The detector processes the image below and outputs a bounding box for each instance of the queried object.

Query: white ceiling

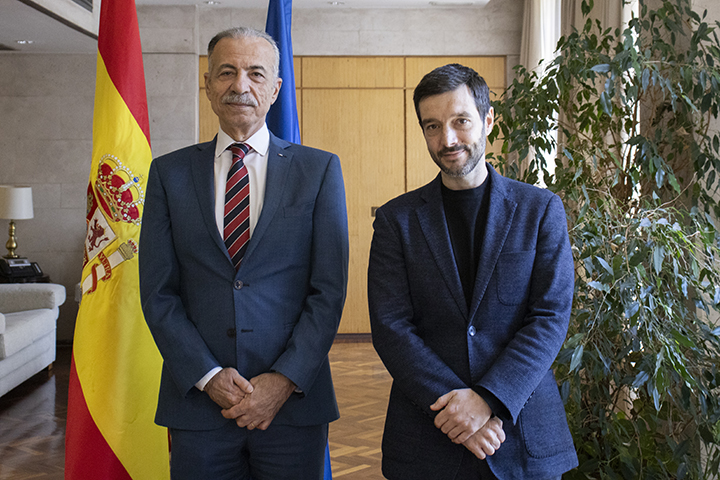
[0,0,487,55]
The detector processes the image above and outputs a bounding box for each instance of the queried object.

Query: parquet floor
[328,342,391,479]
[0,342,392,480]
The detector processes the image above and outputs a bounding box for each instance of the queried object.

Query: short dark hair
[207,27,280,78]
[413,63,490,125]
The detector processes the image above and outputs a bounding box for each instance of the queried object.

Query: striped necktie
[224,143,250,270]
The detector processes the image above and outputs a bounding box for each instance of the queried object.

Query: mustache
[439,145,469,155]
[222,92,257,107]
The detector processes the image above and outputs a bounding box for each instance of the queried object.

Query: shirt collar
[215,124,270,158]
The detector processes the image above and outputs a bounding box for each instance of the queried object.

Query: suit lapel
[190,137,231,261]
[240,134,292,265]
[417,176,468,318]
[468,166,517,321]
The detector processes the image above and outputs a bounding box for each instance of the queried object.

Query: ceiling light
[16,40,34,45]
[328,1,345,5]
[204,1,221,4]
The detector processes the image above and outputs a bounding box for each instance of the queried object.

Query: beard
[429,130,487,178]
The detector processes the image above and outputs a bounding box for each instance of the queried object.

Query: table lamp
[0,185,34,259]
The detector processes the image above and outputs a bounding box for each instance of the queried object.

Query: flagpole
[265,1,332,478]
[65,0,169,478]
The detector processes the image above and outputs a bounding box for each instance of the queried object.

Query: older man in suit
[139,27,348,480]
[368,64,578,479]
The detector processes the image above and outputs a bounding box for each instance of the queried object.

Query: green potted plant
[490,0,720,477]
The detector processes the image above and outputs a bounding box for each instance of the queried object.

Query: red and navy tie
[224,143,250,270]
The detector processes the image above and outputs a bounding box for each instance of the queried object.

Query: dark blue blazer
[139,133,349,430]
[368,166,578,479]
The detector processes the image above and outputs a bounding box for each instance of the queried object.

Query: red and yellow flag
[65,0,169,478]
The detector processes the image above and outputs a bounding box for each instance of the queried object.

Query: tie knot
[229,143,250,159]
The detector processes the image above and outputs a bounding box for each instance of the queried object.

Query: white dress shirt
[196,124,271,391]
[213,125,270,238]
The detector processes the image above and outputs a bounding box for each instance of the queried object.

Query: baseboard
[59,334,373,348]
[334,333,372,343]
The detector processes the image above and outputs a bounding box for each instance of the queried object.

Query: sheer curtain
[561,0,636,38]
[517,0,562,183]
[517,0,637,183]
[520,0,562,76]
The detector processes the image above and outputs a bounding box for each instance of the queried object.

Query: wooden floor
[0,342,391,480]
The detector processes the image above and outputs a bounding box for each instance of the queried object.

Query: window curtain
[516,0,637,182]
[561,0,635,37]
[520,0,562,76]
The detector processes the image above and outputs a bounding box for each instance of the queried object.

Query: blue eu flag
[265,7,332,480]
[265,0,301,144]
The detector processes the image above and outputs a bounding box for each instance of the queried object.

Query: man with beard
[368,64,578,479]
[139,27,348,479]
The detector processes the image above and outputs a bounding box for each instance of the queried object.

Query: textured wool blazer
[368,165,578,479]
[139,133,349,431]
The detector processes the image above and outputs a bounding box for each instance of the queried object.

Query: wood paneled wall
[199,56,506,334]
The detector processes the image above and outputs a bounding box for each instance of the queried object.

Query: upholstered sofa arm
[0,284,67,314]
[0,312,5,335]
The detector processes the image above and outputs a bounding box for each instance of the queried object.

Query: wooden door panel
[302,88,405,334]
[199,55,507,334]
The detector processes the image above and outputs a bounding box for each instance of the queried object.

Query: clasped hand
[430,388,506,459]
[204,368,296,431]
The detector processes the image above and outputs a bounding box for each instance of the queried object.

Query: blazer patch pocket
[519,374,574,458]
[283,201,314,217]
[496,250,535,305]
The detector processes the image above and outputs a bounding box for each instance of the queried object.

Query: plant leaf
[591,63,611,73]
[624,301,640,319]
[600,91,612,116]
[588,280,610,292]
[632,370,650,388]
[653,246,664,274]
[596,256,614,276]
[570,344,584,373]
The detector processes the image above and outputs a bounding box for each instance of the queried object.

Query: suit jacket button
[234,280,244,290]
[227,328,236,338]
[468,326,476,336]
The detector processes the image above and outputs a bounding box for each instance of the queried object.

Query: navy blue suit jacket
[368,166,578,479]
[139,133,349,430]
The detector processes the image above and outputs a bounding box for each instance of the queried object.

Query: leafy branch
[490,0,720,477]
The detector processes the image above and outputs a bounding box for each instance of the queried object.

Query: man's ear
[485,106,495,132]
[270,77,283,105]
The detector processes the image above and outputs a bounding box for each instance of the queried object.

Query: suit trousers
[169,421,328,480]
[457,450,562,480]
[457,449,497,480]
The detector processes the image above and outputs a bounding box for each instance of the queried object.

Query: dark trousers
[456,449,497,480]
[456,449,562,480]
[169,422,328,480]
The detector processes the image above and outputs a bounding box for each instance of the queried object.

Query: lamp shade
[0,185,34,220]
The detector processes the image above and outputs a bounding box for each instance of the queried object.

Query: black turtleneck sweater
[441,175,490,310]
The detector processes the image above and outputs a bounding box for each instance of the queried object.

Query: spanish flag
[64,0,169,478]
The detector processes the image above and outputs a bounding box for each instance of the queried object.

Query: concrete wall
[0,54,94,342]
[0,1,524,342]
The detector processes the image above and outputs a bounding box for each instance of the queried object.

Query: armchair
[0,283,66,397]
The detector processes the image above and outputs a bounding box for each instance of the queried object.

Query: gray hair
[207,26,280,79]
